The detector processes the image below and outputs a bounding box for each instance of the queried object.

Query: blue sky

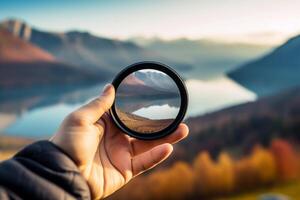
[1,0,300,44]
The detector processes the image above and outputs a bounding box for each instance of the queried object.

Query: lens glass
[115,69,181,134]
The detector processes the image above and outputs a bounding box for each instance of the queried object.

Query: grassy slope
[220,181,300,200]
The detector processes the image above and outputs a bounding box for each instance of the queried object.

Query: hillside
[135,70,179,92]
[0,29,101,89]
[228,34,300,96]
[181,87,300,160]
[116,109,173,133]
[0,28,54,62]
[131,37,272,79]
[0,19,191,75]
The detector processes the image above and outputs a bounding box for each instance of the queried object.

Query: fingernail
[102,84,111,95]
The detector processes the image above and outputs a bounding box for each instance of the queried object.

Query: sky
[1,0,300,44]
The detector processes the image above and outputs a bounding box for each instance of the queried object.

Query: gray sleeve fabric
[0,141,91,200]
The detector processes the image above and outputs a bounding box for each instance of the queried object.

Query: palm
[86,117,134,199]
[51,85,188,199]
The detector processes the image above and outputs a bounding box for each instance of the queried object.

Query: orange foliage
[193,151,235,196]
[271,139,299,181]
[298,152,300,178]
[147,161,194,200]
[193,151,215,195]
[234,157,258,189]
[217,152,235,192]
[251,146,277,184]
[234,146,277,190]
[109,139,299,200]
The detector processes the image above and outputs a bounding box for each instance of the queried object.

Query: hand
[50,84,189,199]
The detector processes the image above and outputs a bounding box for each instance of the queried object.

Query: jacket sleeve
[0,141,91,200]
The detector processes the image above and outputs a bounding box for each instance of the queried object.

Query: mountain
[0,19,192,76]
[135,70,179,93]
[117,74,178,99]
[180,87,300,161]
[0,28,54,62]
[130,37,273,79]
[0,28,100,89]
[228,34,300,97]
[121,73,146,86]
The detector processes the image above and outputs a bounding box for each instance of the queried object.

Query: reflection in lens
[115,69,181,134]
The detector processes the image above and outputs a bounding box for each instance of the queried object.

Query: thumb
[71,84,115,124]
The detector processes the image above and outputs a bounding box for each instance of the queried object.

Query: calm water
[116,96,181,120]
[133,104,180,120]
[0,76,256,138]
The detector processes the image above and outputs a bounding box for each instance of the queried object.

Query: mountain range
[0,29,54,63]
[117,72,179,99]
[130,37,272,79]
[135,70,179,93]
[0,19,192,76]
[0,19,275,82]
[228,34,300,97]
[0,28,99,89]
[1,18,300,99]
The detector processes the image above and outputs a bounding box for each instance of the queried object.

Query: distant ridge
[0,19,192,75]
[0,29,100,88]
[228,34,300,96]
[130,37,272,79]
[0,28,54,62]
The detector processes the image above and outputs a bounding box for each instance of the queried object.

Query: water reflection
[0,76,256,138]
[0,83,102,114]
[116,97,180,115]
[133,104,180,120]
[0,83,104,137]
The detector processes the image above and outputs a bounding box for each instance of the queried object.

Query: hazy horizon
[1,0,300,45]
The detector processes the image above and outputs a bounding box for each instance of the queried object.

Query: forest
[109,138,300,199]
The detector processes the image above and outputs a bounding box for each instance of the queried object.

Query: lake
[133,104,180,120]
[0,76,256,138]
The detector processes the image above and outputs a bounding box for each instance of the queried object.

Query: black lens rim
[109,61,188,140]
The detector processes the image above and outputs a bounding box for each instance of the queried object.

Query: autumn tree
[216,152,235,193]
[234,157,258,190]
[250,145,277,184]
[271,139,298,181]
[193,151,235,197]
[193,151,216,196]
[234,145,277,191]
[146,161,194,200]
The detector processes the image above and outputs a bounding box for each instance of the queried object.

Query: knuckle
[93,97,102,105]
[95,96,111,109]
[66,113,89,125]
[92,98,106,110]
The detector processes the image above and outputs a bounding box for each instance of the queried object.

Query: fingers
[70,84,115,124]
[130,123,188,156]
[132,143,173,176]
